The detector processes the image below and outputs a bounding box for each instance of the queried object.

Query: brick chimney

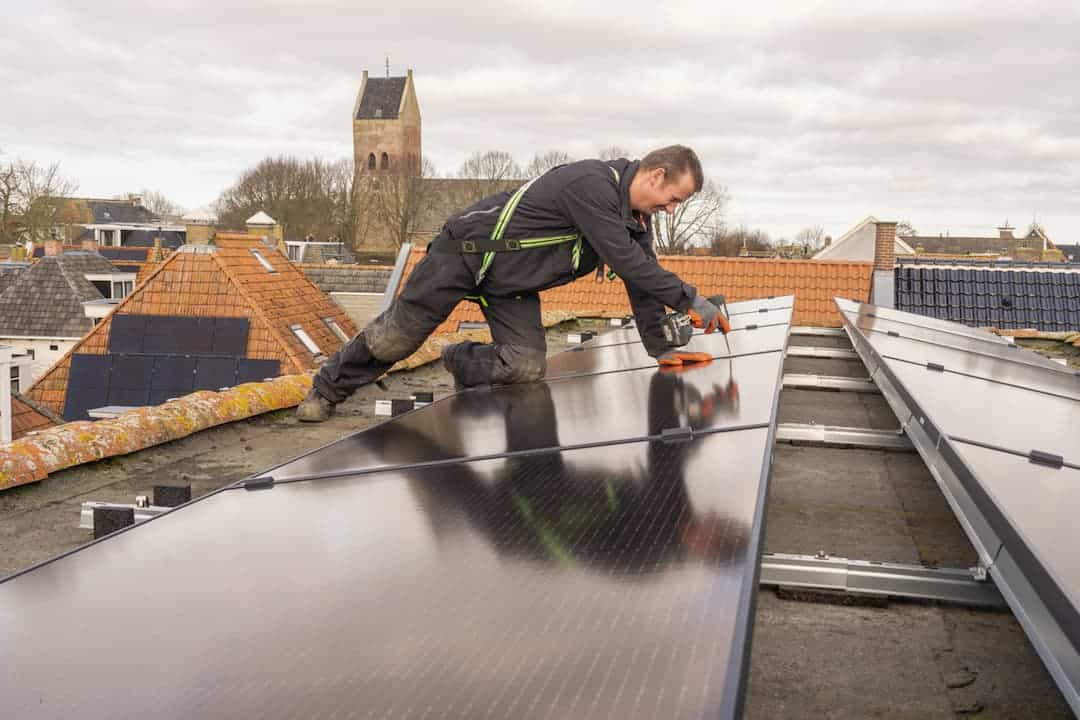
[44,238,63,257]
[873,221,897,272]
[81,238,99,253]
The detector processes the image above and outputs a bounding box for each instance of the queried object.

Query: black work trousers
[313,247,548,404]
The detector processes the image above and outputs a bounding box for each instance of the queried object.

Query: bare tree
[651,180,729,255]
[597,145,632,161]
[794,225,826,255]
[7,160,78,245]
[523,150,574,178]
[710,225,773,257]
[361,157,439,250]
[457,150,522,182]
[896,220,917,238]
[214,155,354,242]
[0,154,18,244]
[456,150,524,204]
[139,189,184,221]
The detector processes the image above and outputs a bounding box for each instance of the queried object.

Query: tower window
[381,152,390,170]
[367,153,376,170]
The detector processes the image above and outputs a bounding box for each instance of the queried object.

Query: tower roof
[356,76,407,119]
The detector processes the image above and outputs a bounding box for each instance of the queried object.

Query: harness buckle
[504,238,521,250]
[461,240,476,253]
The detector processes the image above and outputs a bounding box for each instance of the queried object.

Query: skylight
[323,318,350,343]
[290,324,322,355]
[250,249,277,273]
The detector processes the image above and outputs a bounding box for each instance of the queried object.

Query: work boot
[295,387,334,422]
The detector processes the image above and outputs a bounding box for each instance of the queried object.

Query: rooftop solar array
[836,296,1080,715]
[63,353,280,420]
[1,297,790,719]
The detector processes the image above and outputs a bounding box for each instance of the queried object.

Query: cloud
[1,0,1078,240]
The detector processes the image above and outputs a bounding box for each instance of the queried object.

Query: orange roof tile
[397,249,872,332]
[10,395,59,440]
[26,235,359,417]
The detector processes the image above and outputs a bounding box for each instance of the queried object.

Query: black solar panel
[112,315,250,357]
[62,354,112,420]
[236,358,280,384]
[150,356,197,393]
[2,298,792,718]
[108,314,148,353]
[193,357,237,391]
[212,317,249,356]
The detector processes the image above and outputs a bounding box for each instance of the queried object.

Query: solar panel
[193,357,238,391]
[547,323,789,380]
[108,315,148,353]
[236,358,280,384]
[0,428,773,720]
[838,297,1080,714]
[212,317,249,357]
[586,305,794,350]
[261,351,781,481]
[150,356,197,393]
[62,354,112,420]
[1,299,792,718]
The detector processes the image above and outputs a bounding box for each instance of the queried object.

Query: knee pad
[493,345,547,384]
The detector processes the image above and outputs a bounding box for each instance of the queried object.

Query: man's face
[631,167,697,215]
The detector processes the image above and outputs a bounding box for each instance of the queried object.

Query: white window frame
[290,324,322,355]
[85,272,137,299]
[322,317,350,343]
[250,249,277,273]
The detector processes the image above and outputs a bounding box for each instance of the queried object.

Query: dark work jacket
[432,158,699,357]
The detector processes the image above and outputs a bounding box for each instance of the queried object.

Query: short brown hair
[640,145,704,193]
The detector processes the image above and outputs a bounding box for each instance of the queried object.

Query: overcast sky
[2,1,1078,242]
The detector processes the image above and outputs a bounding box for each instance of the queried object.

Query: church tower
[352,68,421,177]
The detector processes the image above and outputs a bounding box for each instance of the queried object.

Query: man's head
[629,145,704,215]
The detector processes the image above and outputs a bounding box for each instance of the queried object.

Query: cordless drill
[661,295,732,349]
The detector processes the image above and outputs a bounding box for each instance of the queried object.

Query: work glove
[688,295,731,334]
[657,350,713,367]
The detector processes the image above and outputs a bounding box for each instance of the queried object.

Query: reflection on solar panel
[2,297,791,719]
[62,353,281,420]
[837,297,1080,715]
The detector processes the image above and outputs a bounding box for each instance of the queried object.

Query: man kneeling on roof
[297,144,730,422]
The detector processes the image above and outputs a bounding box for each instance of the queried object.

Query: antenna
[385,56,390,78]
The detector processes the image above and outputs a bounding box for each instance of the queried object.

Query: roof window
[250,249,277,273]
[323,317,350,343]
[290,324,322,356]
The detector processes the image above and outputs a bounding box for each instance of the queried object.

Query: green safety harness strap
[465,166,623,285]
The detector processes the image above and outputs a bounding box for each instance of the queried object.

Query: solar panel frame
[838,296,1080,714]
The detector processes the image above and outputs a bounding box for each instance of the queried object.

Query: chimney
[81,238,99,253]
[824,235,832,247]
[873,221,897,272]
[44,238,63,257]
[998,223,1014,241]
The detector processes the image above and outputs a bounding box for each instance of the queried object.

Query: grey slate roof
[894,265,1080,331]
[0,252,118,337]
[356,77,407,119]
[87,199,156,224]
[1055,244,1080,262]
[909,234,1043,255]
[0,262,30,295]
[299,265,392,294]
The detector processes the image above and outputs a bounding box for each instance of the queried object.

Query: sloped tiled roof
[396,249,873,331]
[895,265,1080,331]
[26,235,359,416]
[10,394,60,440]
[356,76,407,119]
[0,262,29,295]
[0,252,117,337]
[300,264,392,294]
